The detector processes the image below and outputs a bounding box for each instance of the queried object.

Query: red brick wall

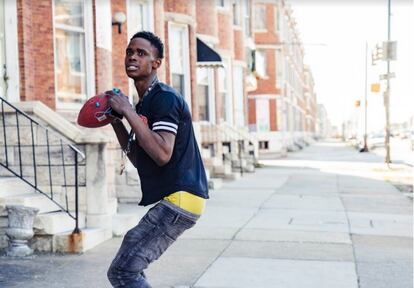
[217,11,233,53]
[233,29,244,61]
[154,0,166,82]
[248,98,256,126]
[18,0,55,108]
[254,4,279,44]
[196,0,217,37]
[164,0,194,14]
[269,99,277,131]
[252,49,276,95]
[111,0,128,93]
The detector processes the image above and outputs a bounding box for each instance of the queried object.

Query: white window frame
[232,1,241,26]
[255,49,267,78]
[196,67,215,123]
[232,64,244,127]
[3,0,19,102]
[253,3,267,32]
[168,22,191,112]
[218,57,233,125]
[53,0,95,110]
[275,49,283,88]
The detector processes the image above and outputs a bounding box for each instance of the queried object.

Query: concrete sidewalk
[1,141,412,288]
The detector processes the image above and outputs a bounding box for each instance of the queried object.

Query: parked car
[367,133,385,149]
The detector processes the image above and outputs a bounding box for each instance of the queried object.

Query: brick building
[0,0,258,253]
[0,0,317,253]
[248,0,318,153]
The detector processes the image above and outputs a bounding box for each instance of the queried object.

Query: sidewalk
[1,140,412,288]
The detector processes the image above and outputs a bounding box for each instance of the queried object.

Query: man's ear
[152,58,162,69]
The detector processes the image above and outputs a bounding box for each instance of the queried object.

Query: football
[77,93,113,128]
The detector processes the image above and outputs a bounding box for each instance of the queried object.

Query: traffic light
[372,44,383,65]
[382,41,397,61]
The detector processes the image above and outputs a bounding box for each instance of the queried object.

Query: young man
[106,31,209,287]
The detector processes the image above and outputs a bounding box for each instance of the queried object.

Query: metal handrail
[0,96,85,234]
[200,122,258,175]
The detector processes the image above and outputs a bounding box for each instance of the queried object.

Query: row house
[248,0,318,154]
[0,0,257,253]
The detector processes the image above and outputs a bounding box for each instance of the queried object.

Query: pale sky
[288,0,413,132]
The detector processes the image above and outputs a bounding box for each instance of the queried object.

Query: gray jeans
[107,200,199,288]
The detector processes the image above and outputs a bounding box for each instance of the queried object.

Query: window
[168,23,190,107]
[255,50,267,77]
[233,65,244,127]
[259,141,269,149]
[253,4,266,30]
[243,0,251,36]
[232,2,241,26]
[216,0,225,7]
[197,68,210,121]
[54,0,91,106]
[275,7,281,32]
[218,66,228,122]
[275,49,283,88]
[256,98,269,132]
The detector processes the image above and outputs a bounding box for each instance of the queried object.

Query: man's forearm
[111,119,140,167]
[111,120,129,151]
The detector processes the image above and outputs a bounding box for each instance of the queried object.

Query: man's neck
[135,74,157,100]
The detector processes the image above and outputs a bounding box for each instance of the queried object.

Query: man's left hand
[105,90,133,116]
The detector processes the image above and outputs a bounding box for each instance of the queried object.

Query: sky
[288,0,413,132]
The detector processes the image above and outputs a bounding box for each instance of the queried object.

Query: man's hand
[106,90,134,116]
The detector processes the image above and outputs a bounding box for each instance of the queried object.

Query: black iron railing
[0,97,85,233]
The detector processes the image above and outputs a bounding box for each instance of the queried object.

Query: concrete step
[0,193,62,215]
[53,227,112,253]
[213,163,232,176]
[0,177,35,197]
[34,211,86,235]
[208,178,223,190]
[203,157,222,167]
[224,171,242,181]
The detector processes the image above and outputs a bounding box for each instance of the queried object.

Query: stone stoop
[208,178,223,190]
[52,228,112,253]
[0,177,115,253]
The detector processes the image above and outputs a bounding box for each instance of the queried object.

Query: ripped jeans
[107,200,199,288]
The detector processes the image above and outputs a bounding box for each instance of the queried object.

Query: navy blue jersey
[133,82,209,206]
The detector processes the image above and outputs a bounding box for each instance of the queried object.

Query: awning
[197,38,223,68]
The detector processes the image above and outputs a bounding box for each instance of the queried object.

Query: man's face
[124,37,160,79]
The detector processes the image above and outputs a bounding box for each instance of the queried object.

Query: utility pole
[385,0,391,164]
[360,42,369,152]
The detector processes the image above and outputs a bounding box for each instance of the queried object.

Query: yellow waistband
[164,191,206,215]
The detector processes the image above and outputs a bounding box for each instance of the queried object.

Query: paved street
[1,140,412,288]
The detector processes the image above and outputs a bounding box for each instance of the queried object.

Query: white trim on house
[168,22,191,113]
[207,68,216,124]
[4,0,20,102]
[247,94,279,99]
[84,0,96,98]
[53,0,95,110]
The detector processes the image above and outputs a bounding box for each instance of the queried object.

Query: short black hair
[130,31,164,59]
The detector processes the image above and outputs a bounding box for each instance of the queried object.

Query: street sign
[371,83,380,92]
[380,72,395,80]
